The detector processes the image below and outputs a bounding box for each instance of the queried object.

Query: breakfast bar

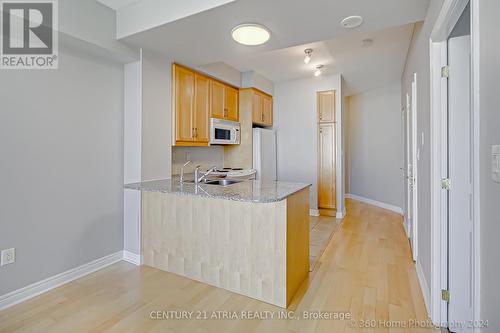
[125,178,310,308]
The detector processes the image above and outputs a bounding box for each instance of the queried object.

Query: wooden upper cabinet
[261,94,273,126]
[251,89,273,127]
[317,90,335,123]
[174,65,195,142]
[193,74,210,143]
[210,80,225,119]
[225,86,239,121]
[252,91,262,123]
[173,64,239,146]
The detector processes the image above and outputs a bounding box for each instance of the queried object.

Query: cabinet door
[225,86,239,121]
[252,91,263,124]
[193,74,210,143]
[317,91,335,122]
[210,80,225,119]
[318,123,336,209]
[174,65,194,142]
[262,94,273,126]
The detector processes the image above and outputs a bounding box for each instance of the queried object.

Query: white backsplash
[171,146,224,175]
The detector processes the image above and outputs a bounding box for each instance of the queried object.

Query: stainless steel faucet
[194,165,217,184]
[179,160,192,183]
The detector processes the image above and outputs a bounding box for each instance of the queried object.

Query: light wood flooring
[0,199,434,332]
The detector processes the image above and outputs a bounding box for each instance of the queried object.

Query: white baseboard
[403,216,410,238]
[123,250,142,266]
[336,210,345,219]
[346,193,403,215]
[0,251,123,311]
[309,209,320,217]
[416,259,431,315]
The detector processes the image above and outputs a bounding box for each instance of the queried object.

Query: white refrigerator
[253,128,277,181]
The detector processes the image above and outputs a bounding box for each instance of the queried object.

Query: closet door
[318,122,336,209]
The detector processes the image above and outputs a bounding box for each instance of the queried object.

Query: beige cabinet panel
[225,86,239,121]
[317,90,335,123]
[174,65,194,142]
[194,74,210,143]
[262,94,273,126]
[318,123,336,209]
[210,80,225,119]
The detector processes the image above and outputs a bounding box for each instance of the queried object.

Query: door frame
[404,76,419,261]
[429,0,480,328]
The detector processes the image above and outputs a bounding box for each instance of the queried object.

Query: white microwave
[210,118,240,145]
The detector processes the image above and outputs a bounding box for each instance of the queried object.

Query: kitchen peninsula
[125,178,310,308]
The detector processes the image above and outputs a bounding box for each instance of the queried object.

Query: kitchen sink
[203,179,242,186]
[180,179,242,186]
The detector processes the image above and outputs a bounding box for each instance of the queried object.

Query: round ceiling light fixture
[231,23,271,46]
[340,15,364,29]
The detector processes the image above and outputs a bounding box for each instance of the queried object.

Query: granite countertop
[124,177,311,203]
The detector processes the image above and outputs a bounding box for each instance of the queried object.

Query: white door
[447,35,473,333]
[405,75,418,261]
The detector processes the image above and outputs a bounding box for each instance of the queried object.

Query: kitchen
[124,60,333,307]
[1,1,450,331]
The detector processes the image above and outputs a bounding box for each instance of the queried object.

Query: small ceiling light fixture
[340,15,364,29]
[314,65,324,77]
[231,23,271,46]
[304,48,313,64]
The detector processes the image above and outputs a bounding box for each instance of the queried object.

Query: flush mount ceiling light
[231,23,270,46]
[314,65,324,77]
[340,15,364,29]
[304,48,313,64]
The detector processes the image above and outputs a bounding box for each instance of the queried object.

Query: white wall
[141,51,172,181]
[196,62,242,88]
[273,75,343,212]
[346,83,404,208]
[60,0,138,62]
[0,45,124,295]
[123,60,142,256]
[477,0,500,329]
[401,0,444,288]
[241,71,274,96]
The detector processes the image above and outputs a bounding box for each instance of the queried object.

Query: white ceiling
[117,0,429,95]
[227,24,415,95]
[96,0,141,10]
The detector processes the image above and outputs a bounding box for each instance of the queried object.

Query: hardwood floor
[0,199,435,332]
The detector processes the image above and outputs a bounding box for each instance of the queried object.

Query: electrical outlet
[1,248,15,266]
[492,145,500,183]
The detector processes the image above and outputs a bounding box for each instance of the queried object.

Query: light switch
[492,145,500,183]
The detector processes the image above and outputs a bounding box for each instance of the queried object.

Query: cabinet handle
[261,113,264,122]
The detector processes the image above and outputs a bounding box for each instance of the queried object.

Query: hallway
[0,200,433,332]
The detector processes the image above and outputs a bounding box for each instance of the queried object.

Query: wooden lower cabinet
[318,122,336,209]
